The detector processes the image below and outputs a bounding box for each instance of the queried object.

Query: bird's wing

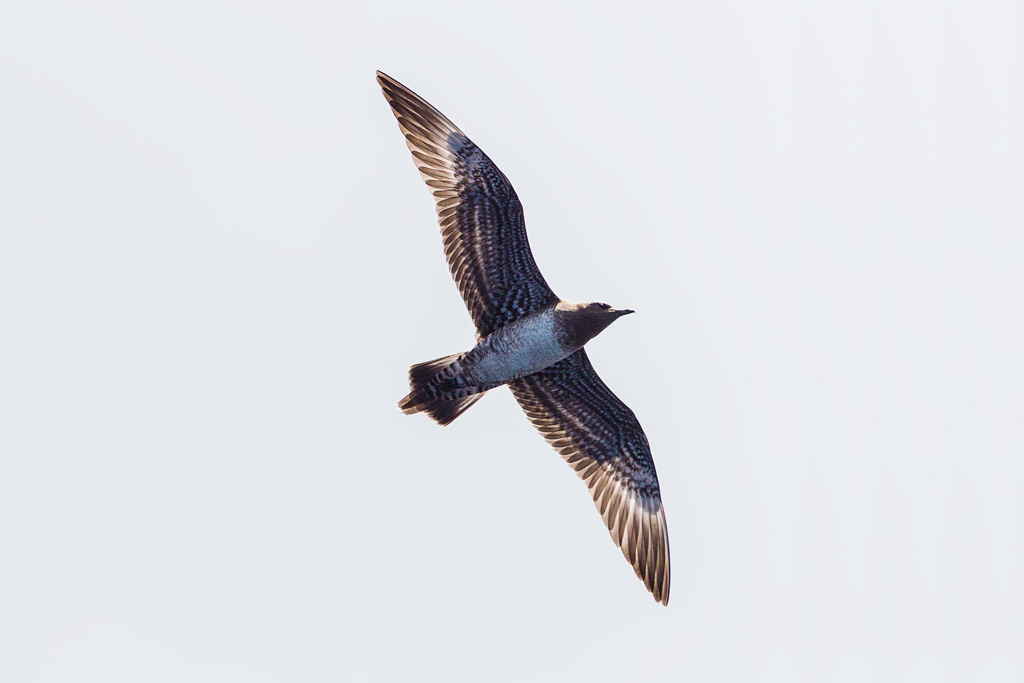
[377,71,559,337]
[509,349,670,605]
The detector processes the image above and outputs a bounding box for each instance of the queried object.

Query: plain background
[1,1,1022,681]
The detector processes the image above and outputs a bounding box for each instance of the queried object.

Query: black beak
[615,308,635,316]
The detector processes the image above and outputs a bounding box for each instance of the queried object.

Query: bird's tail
[398,353,485,426]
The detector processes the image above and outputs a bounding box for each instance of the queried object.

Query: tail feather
[398,353,485,426]
[407,353,461,388]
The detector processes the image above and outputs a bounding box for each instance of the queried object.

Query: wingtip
[376,71,405,93]
[377,71,402,93]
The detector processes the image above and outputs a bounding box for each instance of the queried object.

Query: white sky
[1,1,1022,681]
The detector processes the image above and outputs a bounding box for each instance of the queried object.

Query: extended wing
[377,72,558,337]
[510,349,670,605]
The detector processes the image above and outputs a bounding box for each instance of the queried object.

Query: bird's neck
[553,303,613,350]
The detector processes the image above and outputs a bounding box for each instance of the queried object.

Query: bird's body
[377,71,671,605]
[448,304,567,387]
[401,301,634,406]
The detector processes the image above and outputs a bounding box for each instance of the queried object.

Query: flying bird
[377,71,670,605]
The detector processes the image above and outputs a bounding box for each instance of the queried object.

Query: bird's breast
[463,310,570,385]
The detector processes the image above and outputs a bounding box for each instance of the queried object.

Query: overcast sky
[1,1,1022,681]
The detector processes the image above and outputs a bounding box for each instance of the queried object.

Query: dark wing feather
[377,71,559,337]
[510,349,670,605]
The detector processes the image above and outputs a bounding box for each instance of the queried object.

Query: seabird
[377,71,670,605]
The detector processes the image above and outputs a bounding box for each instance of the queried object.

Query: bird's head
[556,301,635,348]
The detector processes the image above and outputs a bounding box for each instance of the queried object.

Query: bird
[377,71,670,605]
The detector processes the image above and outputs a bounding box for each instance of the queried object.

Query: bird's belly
[464,318,568,385]
[472,343,565,383]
